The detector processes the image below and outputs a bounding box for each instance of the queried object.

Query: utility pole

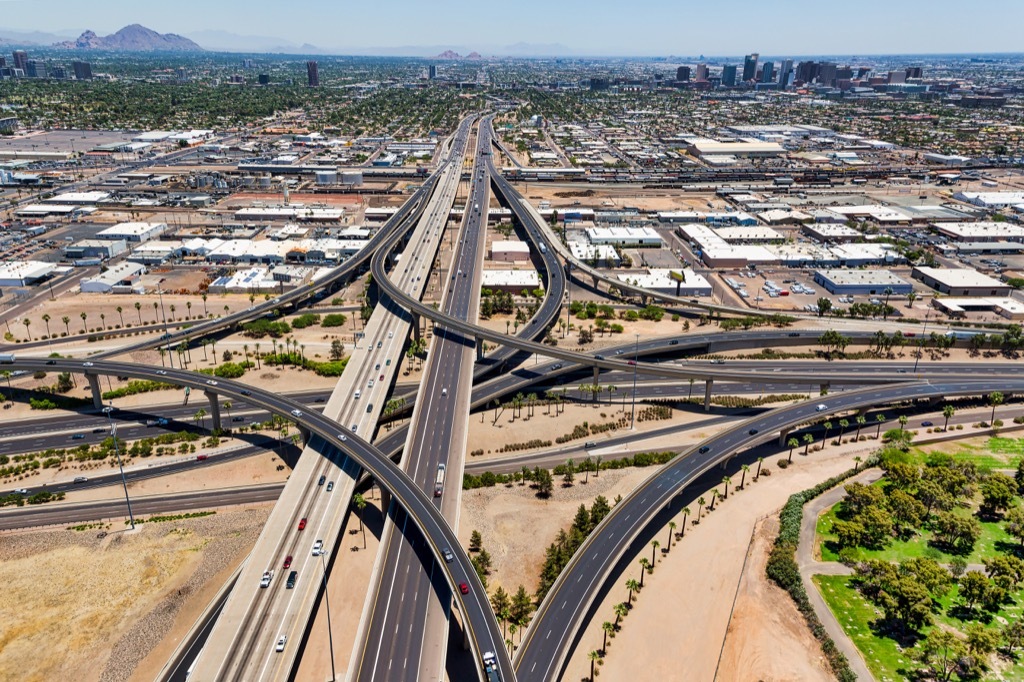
[321,552,336,681]
[105,405,135,529]
[630,333,639,429]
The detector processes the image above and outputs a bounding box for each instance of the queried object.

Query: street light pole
[320,552,336,682]
[630,333,639,429]
[564,263,573,339]
[913,308,932,373]
[105,405,135,530]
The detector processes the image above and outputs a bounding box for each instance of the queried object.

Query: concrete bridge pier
[592,365,600,386]
[779,427,792,447]
[704,380,713,412]
[86,373,103,410]
[297,426,311,447]
[412,314,421,343]
[204,391,222,432]
[476,339,484,362]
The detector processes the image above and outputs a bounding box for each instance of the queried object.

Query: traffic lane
[515,380,1024,679]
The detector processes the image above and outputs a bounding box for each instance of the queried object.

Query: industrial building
[568,241,620,267]
[912,266,1013,296]
[933,297,1024,321]
[803,224,862,242]
[489,240,531,262]
[79,262,146,294]
[616,269,712,296]
[933,222,1024,242]
[0,260,57,287]
[585,226,663,248]
[64,239,126,260]
[813,269,913,296]
[711,226,783,243]
[481,269,541,293]
[687,139,785,158]
[954,191,1024,209]
[127,241,184,265]
[95,222,168,243]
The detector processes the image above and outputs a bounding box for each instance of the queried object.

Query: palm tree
[720,475,731,499]
[739,464,750,490]
[943,404,955,431]
[589,650,601,681]
[853,456,862,472]
[822,420,832,445]
[41,313,51,338]
[186,301,192,319]
[223,400,232,422]
[837,418,849,442]
[243,344,250,366]
[802,433,814,455]
[875,413,886,438]
[666,521,676,552]
[116,306,124,327]
[787,437,799,463]
[601,621,614,653]
[152,301,159,322]
[79,312,88,334]
[898,414,908,431]
[854,415,867,440]
[61,316,70,336]
[638,558,649,587]
[99,313,106,330]
[354,493,367,548]
[169,304,176,322]
[989,391,1004,425]
[22,318,30,340]
[708,489,719,511]
[907,291,918,308]
[754,457,764,481]
[696,497,706,523]
[679,507,690,537]
[254,343,261,369]
[194,408,207,430]
[201,293,208,316]
[134,301,142,324]
[650,539,660,565]
[625,578,640,604]
[613,602,628,627]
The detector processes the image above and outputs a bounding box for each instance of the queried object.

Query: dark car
[232,416,245,422]
[698,446,710,454]
[240,390,252,396]
[748,428,759,435]
[668,340,679,346]
[921,421,934,427]
[283,555,293,569]
[318,475,326,486]
[71,434,85,440]
[286,570,298,589]
[314,397,326,403]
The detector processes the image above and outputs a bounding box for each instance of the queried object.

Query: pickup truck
[259,570,273,588]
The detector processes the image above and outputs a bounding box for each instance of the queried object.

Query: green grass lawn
[815,574,1024,682]
[902,436,1024,471]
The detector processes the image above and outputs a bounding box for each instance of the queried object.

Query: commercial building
[742,53,759,82]
[208,267,277,294]
[490,240,530,262]
[813,269,913,296]
[802,224,862,242]
[617,268,711,296]
[830,205,912,225]
[711,226,783,243]
[481,269,541,293]
[568,241,620,267]
[954,191,1024,209]
[306,61,319,87]
[64,239,126,260]
[0,260,56,287]
[721,65,737,87]
[934,222,1024,242]
[126,241,184,265]
[79,262,147,294]
[912,266,1012,296]
[72,61,92,80]
[585,226,662,248]
[688,139,785,158]
[44,191,110,204]
[95,222,168,243]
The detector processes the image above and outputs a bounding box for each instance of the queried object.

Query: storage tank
[316,171,337,185]
[341,171,363,186]
[241,175,255,188]
[259,173,272,190]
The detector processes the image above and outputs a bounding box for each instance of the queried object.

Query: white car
[260,571,273,588]
[291,409,303,417]
[368,379,375,388]
[156,370,167,376]
[354,390,361,399]
[14,488,28,495]
[312,540,324,556]
[338,433,348,442]
[388,331,394,338]
[275,635,287,652]
[815,404,828,412]
[206,380,218,386]
[82,362,94,367]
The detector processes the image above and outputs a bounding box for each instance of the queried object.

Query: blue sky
[1,0,1021,56]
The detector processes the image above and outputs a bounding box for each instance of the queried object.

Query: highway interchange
[3,114,1024,682]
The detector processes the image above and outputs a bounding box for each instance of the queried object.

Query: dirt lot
[511,183,726,213]
[0,508,269,682]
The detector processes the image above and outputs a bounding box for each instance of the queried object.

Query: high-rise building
[676,65,690,82]
[857,67,872,79]
[72,60,92,80]
[795,60,818,84]
[428,64,437,79]
[12,50,28,72]
[817,62,838,87]
[242,58,255,69]
[887,70,906,84]
[49,66,66,80]
[906,66,923,79]
[0,57,6,68]
[836,66,853,81]
[258,73,270,85]
[778,59,793,87]
[695,63,708,81]
[759,61,774,83]
[742,53,759,82]
[306,60,319,87]
[26,59,46,79]
[590,77,609,91]
[721,65,738,87]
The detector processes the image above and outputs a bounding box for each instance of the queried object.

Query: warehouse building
[127,241,184,265]
[933,222,1024,242]
[712,226,783,243]
[813,269,913,296]
[585,226,663,248]
[687,139,785,158]
[954,191,1024,209]
[64,239,126,260]
[568,241,620,267]
[490,240,531,262]
[802,224,862,242]
[616,269,712,296]
[481,269,541,293]
[0,260,57,287]
[96,222,168,243]
[79,262,146,294]
[912,266,1013,296]
[933,297,1024,321]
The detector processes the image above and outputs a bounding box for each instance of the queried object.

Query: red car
[379,374,384,381]
[459,582,469,595]
[283,555,293,569]
[298,518,307,531]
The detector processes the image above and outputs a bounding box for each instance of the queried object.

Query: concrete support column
[204,391,222,432]
[779,427,792,447]
[476,339,484,362]
[86,373,102,410]
[412,314,421,343]
[297,426,311,447]
[592,365,600,386]
[704,380,713,412]
[856,406,870,417]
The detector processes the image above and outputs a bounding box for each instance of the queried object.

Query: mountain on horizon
[54,24,204,52]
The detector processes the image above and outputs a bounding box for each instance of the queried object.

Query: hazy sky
[1,0,1022,56]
